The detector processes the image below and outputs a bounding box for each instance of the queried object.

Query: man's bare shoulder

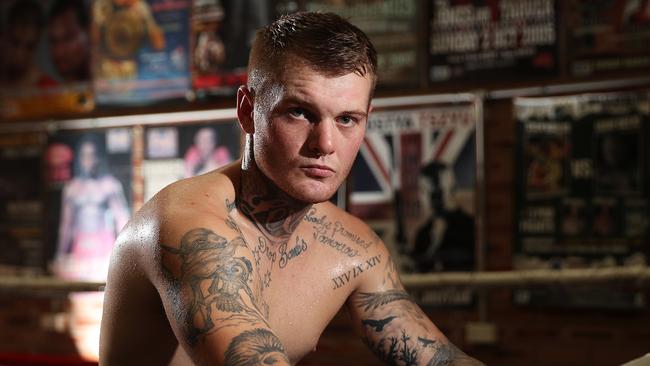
[113,169,239,274]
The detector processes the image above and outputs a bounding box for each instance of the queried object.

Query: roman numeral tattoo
[331,254,382,290]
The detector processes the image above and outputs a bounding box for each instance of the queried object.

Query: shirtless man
[99,11,485,366]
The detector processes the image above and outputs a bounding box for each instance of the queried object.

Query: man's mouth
[301,164,335,178]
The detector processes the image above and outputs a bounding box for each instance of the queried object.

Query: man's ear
[237,86,255,134]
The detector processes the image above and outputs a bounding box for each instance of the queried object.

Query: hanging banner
[0,0,93,120]
[303,0,423,89]
[45,128,133,281]
[0,133,45,275]
[348,97,481,306]
[143,120,240,201]
[428,0,558,84]
[92,0,191,106]
[190,0,275,99]
[566,0,650,77]
[514,92,649,309]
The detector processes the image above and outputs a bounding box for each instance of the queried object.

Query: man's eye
[288,108,307,119]
[338,115,357,126]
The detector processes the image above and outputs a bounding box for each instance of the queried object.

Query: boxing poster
[0,133,46,275]
[92,0,191,106]
[142,121,240,202]
[0,0,93,120]
[302,0,423,89]
[190,0,275,99]
[428,0,558,84]
[514,92,649,309]
[566,0,650,77]
[45,128,133,281]
[348,100,480,306]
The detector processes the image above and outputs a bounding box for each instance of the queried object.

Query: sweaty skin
[99,64,484,366]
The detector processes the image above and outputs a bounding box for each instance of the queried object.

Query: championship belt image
[103,9,145,59]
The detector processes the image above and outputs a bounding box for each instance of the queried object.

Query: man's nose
[309,120,335,156]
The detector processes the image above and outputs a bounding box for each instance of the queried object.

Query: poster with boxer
[514,92,649,309]
[190,0,276,99]
[566,0,650,78]
[142,120,240,201]
[347,98,481,306]
[428,0,558,85]
[0,133,45,275]
[92,0,191,106]
[0,0,93,120]
[44,128,133,281]
[302,0,423,89]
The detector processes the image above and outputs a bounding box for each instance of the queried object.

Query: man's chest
[247,236,352,362]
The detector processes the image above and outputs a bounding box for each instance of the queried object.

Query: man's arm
[156,218,290,366]
[346,244,485,366]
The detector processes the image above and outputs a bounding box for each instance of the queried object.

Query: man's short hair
[248,11,377,94]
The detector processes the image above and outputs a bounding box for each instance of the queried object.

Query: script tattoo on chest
[304,208,377,258]
[331,254,382,290]
[278,236,308,269]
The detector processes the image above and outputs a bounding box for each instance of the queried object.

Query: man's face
[251,64,373,204]
[79,142,97,175]
[48,8,88,80]
[195,128,216,158]
[5,23,40,75]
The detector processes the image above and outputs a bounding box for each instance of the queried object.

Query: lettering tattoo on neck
[160,228,267,345]
[237,175,308,244]
[331,254,382,290]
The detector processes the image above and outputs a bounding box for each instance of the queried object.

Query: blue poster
[93,0,191,105]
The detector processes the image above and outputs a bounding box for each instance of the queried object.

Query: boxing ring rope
[0,266,648,295]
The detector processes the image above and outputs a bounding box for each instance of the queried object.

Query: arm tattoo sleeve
[161,228,267,345]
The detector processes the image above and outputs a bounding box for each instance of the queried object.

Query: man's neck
[236,161,311,245]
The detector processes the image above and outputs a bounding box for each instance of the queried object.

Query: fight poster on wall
[303,0,423,89]
[0,133,45,275]
[143,120,240,202]
[348,98,481,306]
[92,0,191,106]
[44,128,133,281]
[514,92,649,309]
[428,0,558,84]
[0,0,93,120]
[191,0,276,99]
[566,0,650,78]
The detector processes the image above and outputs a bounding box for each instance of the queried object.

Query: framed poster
[143,120,241,201]
[92,0,191,105]
[0,0,93,119]
[0,133,46,275]
[303,0,424,89]
[566,0,650,77]
[514,92,649,309]
[45,128,133,281]
[428,0,558,85]
[348,94,483,306]
[191,0,276,99]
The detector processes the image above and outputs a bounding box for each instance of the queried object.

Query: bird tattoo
[362,316,397,332]
[417,336,437,348]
